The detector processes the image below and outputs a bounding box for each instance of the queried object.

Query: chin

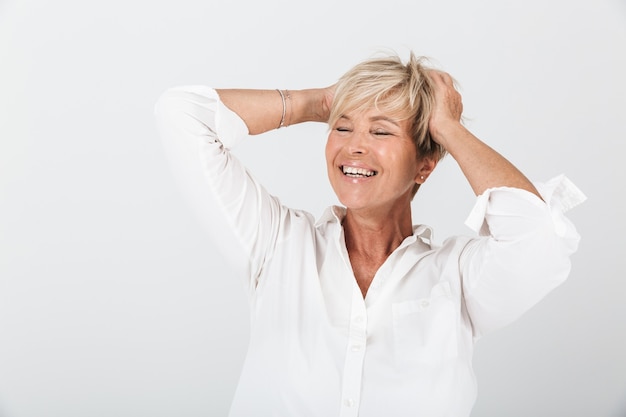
[337,196,375,211]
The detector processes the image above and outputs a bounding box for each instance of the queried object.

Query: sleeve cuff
[215,93,250,149]
[464,175,587,236]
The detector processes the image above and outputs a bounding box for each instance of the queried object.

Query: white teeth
[342,166,377,177]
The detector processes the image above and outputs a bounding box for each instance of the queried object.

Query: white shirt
[154,85,585,417]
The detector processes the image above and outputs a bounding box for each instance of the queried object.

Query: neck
[342,203,414,258]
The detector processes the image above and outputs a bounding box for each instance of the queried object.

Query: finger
[440,72,455,86]
[429,70,447,78]
[428,70,446,84]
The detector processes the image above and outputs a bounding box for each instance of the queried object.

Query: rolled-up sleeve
[460,175,586,337]
[154,86,283,293]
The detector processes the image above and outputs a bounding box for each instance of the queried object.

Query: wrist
[430,120,466,149]
[288,89,329,124]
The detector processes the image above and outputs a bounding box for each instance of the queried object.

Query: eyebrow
[339,115,401,127]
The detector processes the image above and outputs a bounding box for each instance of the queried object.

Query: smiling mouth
[341,166,378,178]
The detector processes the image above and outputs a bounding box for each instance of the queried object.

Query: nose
[347,130,368,155]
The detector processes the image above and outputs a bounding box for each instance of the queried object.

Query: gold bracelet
[276,89,286,129]
[284,90,291,127]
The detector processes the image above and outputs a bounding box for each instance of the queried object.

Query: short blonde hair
[328,52,446,162]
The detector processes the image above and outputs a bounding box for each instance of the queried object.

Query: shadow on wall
[608,395,626,417]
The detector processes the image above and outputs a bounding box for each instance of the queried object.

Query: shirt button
[350,344,362,352]
[354,316,364,324]
[420,299,430,309]
[344,398,355,407]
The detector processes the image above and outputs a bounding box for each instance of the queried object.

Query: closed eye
[372,130,392,136]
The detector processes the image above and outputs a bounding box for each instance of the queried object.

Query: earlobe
[415,157,438,184]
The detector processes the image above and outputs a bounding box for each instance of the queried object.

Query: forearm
[216,88,329,135]
[426,71,540,198]
[434,122,541,198]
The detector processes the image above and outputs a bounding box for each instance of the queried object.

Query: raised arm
[216,87,333,134]
[154,85,333,293]
[427,71,541,199]
[425,72,585,336]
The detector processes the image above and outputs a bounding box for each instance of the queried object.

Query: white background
[1,0,625,416]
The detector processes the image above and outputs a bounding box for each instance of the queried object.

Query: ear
[414,155,438,185]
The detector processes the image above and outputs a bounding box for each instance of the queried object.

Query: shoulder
[423,234,477,267]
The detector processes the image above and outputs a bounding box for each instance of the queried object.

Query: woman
[155,52,584,417]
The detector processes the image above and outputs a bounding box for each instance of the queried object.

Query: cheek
[387,150,420,181]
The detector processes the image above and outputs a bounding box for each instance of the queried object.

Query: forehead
[339,106,411,127]
[333,88,411,122]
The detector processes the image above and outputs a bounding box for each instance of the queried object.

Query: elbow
[532,213,581,279]
[153,87,209,143]
[154,88,183,124]
[508,221,578,289]
[153,86,224,141]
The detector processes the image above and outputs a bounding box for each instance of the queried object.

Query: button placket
[339,285,368,417]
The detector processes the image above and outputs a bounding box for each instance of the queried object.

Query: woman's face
[325,107,429,214]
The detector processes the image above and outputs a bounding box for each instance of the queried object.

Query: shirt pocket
[392,282,459,364]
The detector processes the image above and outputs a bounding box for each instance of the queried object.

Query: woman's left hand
[427,71,463,146]
[424,71,541,198]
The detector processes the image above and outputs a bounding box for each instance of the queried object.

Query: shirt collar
[316,205,434,245]
[315,205,346,227]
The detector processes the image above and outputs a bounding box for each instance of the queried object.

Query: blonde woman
[155,52,584,417]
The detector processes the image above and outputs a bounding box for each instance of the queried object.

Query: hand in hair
[425,70,540,198]
[427,70,464,145]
